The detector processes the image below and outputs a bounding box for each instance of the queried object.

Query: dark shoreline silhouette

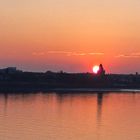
[0,68,140,93]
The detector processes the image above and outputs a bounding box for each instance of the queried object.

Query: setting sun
[93,65,99,74]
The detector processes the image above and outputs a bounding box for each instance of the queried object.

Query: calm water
[0,92,140,140]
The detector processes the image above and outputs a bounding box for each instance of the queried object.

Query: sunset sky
[0,0,140,73]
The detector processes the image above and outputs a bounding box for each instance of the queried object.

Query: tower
[97,64,105,76]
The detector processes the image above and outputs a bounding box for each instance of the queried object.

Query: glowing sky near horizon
[0,0,140,73]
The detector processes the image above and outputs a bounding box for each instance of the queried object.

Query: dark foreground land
[0,71,140,93]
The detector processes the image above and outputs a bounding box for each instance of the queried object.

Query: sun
[93,65,100,74]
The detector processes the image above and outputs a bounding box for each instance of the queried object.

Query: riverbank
[0,72,140,93]
[0,87,140,93]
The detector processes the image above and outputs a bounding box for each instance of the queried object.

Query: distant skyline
[0,0,140,73]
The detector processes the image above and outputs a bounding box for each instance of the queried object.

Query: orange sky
[0,0,140,73]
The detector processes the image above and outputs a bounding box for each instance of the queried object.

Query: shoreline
[0,88,140,93]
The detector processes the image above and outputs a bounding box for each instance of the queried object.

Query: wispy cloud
[67,52,86,56]
[47,51,71,54]
[88,52,104,55]
[116,53,140,58]
[32,52,45,56]
[47,51,104,56]
[32,51,104,57]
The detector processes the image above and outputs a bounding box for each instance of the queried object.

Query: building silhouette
[97,64,105,76]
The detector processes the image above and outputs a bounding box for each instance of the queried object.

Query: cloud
[32,52,45,56]
[67,52,86,56]
[116,53,140,58]
[47,51,104,56]
[32,51,104,57]
[47,51,71,54]
[88,52,104,55]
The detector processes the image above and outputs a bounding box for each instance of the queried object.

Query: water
[0,92,140,140]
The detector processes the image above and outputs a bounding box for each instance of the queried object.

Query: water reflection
[0,92,140,140]
[97,93,103,124]
[3,94,8,115]
[55,92,105,125]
